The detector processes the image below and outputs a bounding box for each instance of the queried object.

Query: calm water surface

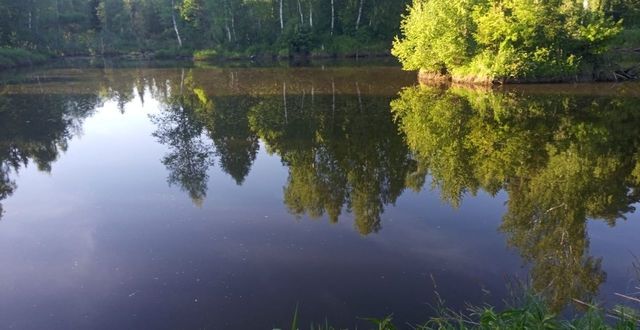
[0,62,639,329]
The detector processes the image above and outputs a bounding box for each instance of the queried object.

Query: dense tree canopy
[0,0,409,57]
[392,0,632,82]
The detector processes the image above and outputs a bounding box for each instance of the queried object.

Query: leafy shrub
[392,0,623,82]
[193,49,219,61]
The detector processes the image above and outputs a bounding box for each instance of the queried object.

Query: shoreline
[0,50,395,72]
[417,66,640,85]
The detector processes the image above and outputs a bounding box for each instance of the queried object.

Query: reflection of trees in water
[150,74,415,234]
[149,72,260,204]
[0,65,172,219]
[0,93,99,220]
[248,90,415,235]
[204,96,259,185]
[0,166,15,220]
[151,96,214,206]
[391,86,640,311]
[3,68,640,311]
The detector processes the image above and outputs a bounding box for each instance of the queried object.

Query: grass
[279,287,640,330]
[419,294,638,330]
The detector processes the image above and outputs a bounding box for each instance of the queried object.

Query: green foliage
[614,28,640,48]
[283,27,315,56]
[193,48,219,61]
[324,35,360,55]
[0,48,49,69]
[393,0,625,82]
[0,0,411,61]
[281,291,638,329]
[363,315,397,330]
[415,291,639,329]
[391,0,476,73]
[153,48,193,59]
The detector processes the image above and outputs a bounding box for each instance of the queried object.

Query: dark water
[0,63,639,329]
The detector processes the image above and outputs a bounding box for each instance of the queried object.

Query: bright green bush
[390,0,476,73]
[193,49,219,61]
[392,0,623,82]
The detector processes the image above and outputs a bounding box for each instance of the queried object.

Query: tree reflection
[3,68,640,313]
[148,72,414,232]
[0,93,98,220]
[150,71,260,204]
[249,90,415,235]
[391,85,640,310]
[201,96,259,185]
[0,165,16,220]
[151,96,214,206]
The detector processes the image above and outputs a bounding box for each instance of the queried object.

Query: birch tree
[171,0,183,47]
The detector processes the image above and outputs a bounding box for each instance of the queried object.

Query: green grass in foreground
[278,291,639,330]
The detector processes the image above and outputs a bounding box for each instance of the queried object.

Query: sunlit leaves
[393,0,623,80]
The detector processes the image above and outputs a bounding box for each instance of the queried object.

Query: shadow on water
[1,65,640,314]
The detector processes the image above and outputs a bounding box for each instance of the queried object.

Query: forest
[2,0,640,79]
[0,0,409,68]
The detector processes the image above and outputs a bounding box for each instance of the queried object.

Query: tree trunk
[356,0,364,30]
[279,0,284,32]
[330,0,335,36]
[55,0,61,46]
[225,23,232,42]
[171,0,183,48]
[298,0,304,25]
[231,10,236,41]
[309,3,313,27]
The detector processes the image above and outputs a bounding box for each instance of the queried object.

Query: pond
[0,61,639,329]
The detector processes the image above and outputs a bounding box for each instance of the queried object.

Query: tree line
[0,0,409,58]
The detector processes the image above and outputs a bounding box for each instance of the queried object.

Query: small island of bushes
[392,0,637,84]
